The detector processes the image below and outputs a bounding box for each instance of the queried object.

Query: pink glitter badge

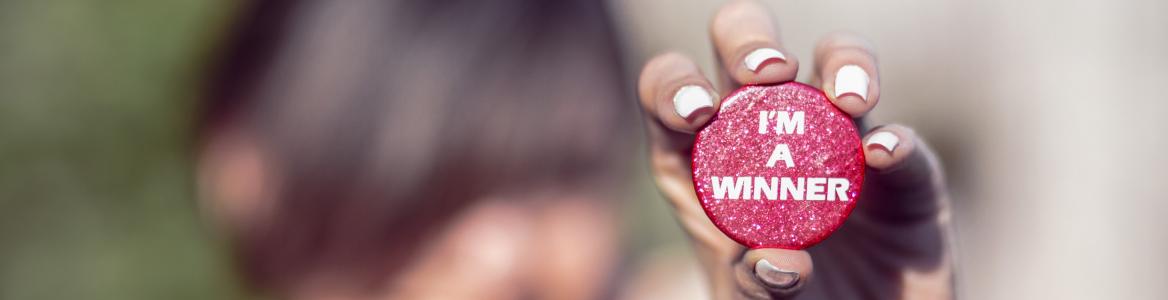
[692,82,864,249]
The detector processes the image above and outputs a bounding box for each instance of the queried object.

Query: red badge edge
[689,81,866,250]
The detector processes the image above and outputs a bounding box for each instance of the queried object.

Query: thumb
[735,248,813,299]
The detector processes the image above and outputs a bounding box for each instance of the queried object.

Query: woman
[196,0,954,298]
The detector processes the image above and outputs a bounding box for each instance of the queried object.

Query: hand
[635,1,954,299]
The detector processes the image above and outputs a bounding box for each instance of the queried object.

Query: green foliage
[0,0,242,298]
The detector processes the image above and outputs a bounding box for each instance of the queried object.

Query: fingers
[812,32,880,118]
[734,248,813,299]
[710,0,799,87]
[860,125,947,221]
[638,52,719,136]
[637,52,739,257]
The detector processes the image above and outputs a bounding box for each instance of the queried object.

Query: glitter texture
[692,82,864,249]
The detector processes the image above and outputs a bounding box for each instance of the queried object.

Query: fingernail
[866,131,900,153]
[673,85,713,119]
[754,259,800,289]
[743,48,786,72]
[834,65,870,101]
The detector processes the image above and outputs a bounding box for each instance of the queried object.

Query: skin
[636,1,954,299]
[383,196,619,300]
[200,131,620,300]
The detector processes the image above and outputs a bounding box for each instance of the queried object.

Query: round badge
[691,82,864,249]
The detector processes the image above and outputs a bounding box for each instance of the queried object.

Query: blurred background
[1,0,1166,299]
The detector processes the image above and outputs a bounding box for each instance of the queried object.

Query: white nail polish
[834,65,870,101]
[866,131,899,152]
[755,259,799,289]
[743,48,786,72]
[673,85,713,118]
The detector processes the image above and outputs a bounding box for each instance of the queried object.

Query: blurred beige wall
[612,0,1168,298]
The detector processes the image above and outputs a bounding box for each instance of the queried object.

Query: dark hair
[199,0,633,293]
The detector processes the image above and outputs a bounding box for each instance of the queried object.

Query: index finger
[638,52,720,136]
[637,52,739,255]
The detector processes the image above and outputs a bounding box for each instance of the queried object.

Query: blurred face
[197,125,619,300]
